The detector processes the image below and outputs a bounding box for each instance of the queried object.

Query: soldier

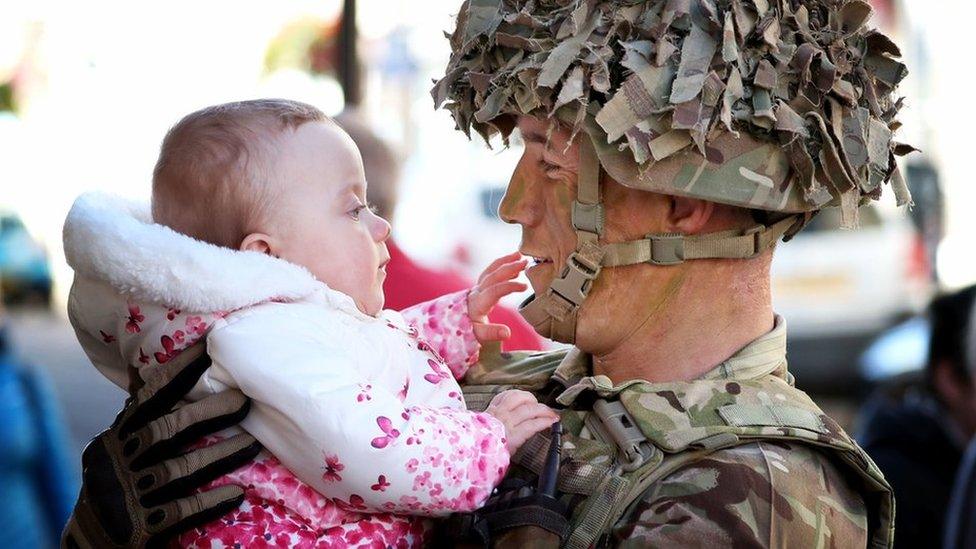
[62,0,907,546]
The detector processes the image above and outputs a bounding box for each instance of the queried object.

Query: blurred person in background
[857,285,976,548]
[334,110,543,352]
[0,305,77,547]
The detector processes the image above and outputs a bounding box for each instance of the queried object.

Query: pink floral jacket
[63,193,510,548]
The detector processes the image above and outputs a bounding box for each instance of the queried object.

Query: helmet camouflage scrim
[433,0,911,227]
[432,0,912,343]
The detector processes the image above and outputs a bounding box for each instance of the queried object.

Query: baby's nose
[373,215,392,241]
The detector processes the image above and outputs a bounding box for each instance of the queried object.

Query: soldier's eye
[539,159,561,175]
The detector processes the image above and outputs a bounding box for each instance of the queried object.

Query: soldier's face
[500,116,691,353]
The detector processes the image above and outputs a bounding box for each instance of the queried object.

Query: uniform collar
[699,314,791,384]
[553,313,791,404]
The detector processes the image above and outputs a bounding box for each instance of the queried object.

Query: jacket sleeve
[399,290,481,380]
[205,305,509,517]
[608,442,870,547]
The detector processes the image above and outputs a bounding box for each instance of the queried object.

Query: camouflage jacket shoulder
[461,346,893,548]
[610,438,871,547]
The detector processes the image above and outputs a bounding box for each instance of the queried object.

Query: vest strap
[566,475,629,549]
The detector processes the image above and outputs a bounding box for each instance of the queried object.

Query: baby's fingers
[508,417,561,453]
[473,322,512,343]
[469,281,528,319]
[507,401,558,425]
[488,389,537,412]
[479,259,528,287]
[478,252,524,283]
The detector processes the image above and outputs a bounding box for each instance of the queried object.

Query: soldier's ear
[667,196,715,235]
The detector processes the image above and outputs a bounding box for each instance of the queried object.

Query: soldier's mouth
[529,256,553,266]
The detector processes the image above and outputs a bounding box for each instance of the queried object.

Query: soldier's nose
[499,160,541,227]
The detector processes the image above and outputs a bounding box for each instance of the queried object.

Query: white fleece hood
[62,191,369,389]
[63,191,325,313]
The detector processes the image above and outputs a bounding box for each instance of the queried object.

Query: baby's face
[268,121,391,315]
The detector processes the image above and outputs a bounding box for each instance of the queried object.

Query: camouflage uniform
[462,316,892,547]
[611,441,869,546]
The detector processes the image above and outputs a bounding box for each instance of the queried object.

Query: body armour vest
[461,346,894,549]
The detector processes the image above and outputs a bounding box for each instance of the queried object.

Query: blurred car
[859,315,929,384]
[771,204,933,392]
[0,211,53,306]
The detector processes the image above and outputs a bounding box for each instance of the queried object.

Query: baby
[63,99,558,547]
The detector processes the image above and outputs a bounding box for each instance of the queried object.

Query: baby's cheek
[309,257,349,288]
[296,227,382,309]
[345,259,385,313]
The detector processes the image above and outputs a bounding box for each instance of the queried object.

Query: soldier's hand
[61,341,261,549]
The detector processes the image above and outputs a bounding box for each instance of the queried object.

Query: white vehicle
[771,204,933,390]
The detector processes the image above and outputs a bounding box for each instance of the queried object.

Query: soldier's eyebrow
[521,129,547,144]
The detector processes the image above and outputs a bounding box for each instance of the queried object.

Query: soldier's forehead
[516,116,546,141]
[517,116,572,147]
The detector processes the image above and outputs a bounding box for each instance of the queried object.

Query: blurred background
[1,0,975,546]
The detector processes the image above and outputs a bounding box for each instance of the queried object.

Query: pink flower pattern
[370,416,402,449]
[125,304,144,333]
[178,447,433,548]
[371,475,390,492]
[153,334,178,364]
[322,454,344,483]
[400,292,480,380]
[185,315,208,337]
[99,291,504,546]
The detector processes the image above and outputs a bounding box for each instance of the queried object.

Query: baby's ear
[239,233,274,255]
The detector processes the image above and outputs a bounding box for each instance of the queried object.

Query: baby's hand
[485,389,560,454]
[467,252,528,343]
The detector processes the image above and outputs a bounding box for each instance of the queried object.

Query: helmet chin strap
[518,135,605,344]
[518,136,801,345]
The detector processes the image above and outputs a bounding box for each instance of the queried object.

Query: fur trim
[63,192,322,312]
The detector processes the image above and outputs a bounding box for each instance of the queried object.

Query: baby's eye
[348,204,367,221]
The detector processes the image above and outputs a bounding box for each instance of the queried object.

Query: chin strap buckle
[548,246,603,312]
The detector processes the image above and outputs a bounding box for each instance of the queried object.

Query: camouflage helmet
[433,0,911,229]
[432,0,912,343]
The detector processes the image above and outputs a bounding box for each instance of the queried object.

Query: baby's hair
[151,98,329,248]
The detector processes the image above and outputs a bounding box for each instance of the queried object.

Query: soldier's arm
[609,441,870,547]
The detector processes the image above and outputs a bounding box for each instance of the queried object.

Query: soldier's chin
[525,262,554,293]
